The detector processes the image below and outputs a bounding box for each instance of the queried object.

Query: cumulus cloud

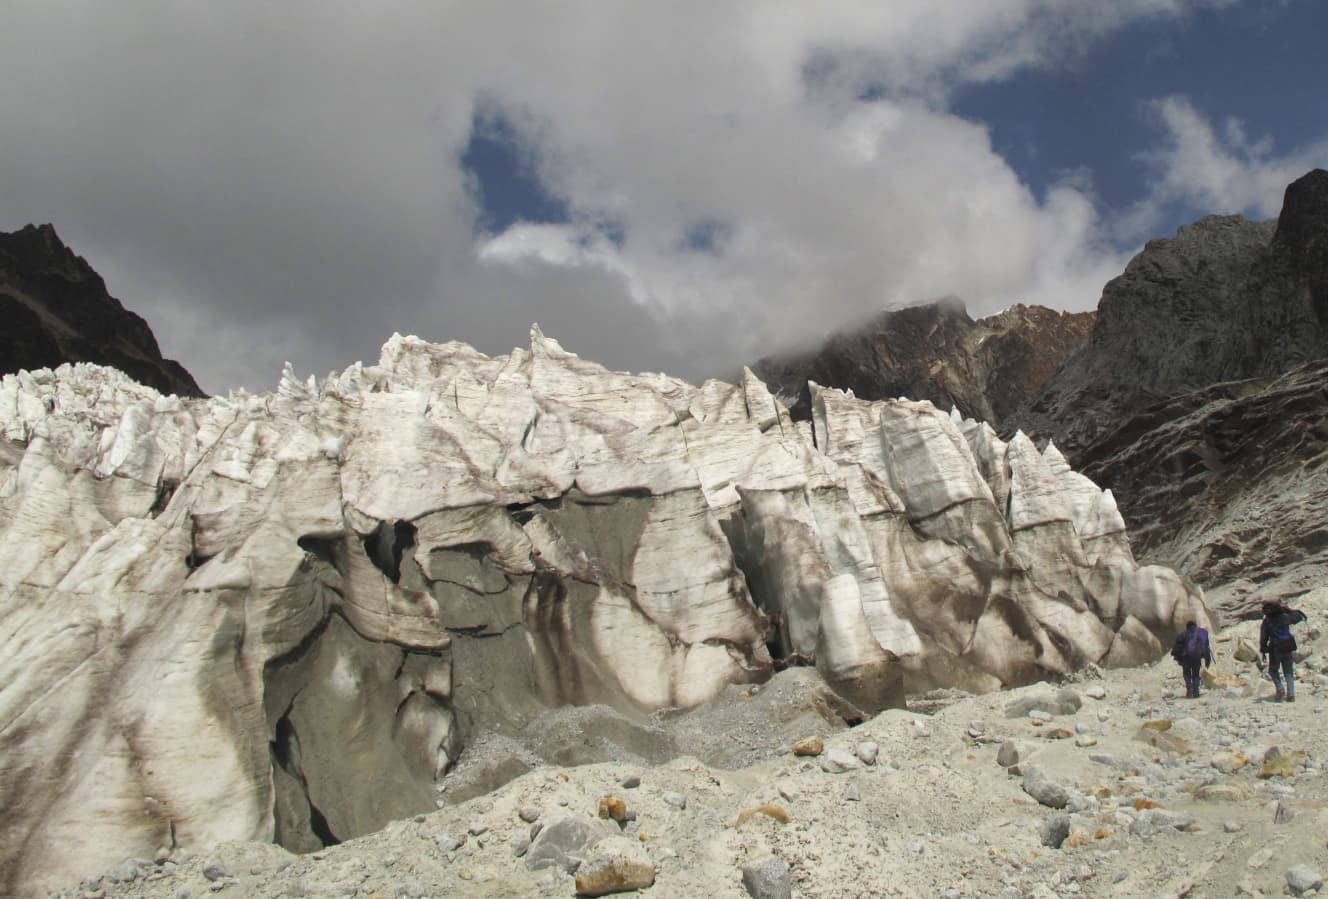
[0,0,1276,392]
[1124,95,1328,232]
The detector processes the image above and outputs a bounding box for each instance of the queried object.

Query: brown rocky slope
[752,297,1094,425]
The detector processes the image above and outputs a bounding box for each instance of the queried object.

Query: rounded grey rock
[1040,813,1072,848]
[1287,865,1324,895]
[741,855,792,899]
[201,861,231,883]
[1022,765,1070,809]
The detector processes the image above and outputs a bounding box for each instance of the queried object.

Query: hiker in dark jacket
[1172,620,1213,698]
[1260,601,1308,702]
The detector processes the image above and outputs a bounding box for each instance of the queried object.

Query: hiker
[1171,620,1212,698]
[1260,601,1308,702]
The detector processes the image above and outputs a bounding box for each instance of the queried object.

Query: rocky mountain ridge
[0,223,203,397]
[754,298,1094,426]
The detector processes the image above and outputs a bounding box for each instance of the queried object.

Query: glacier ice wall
[0,328,1207,894]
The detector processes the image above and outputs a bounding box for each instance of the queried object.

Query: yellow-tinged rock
[1259,749,1309,779]
[1135,727,1190,755]
[1211,750,1249,774]
[792,736,824,757]
[1232,639,1260,663]
[735,803,790,829]
[1196,784,1250,802]
[1201,668,1246,688]
[1141,719,1172,732]
[598,796,628,821]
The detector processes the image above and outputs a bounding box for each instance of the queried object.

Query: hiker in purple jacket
[1171,620,1212,698]
[1260,601,1308,702]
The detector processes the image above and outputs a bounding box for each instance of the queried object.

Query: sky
[2,1,1326,395]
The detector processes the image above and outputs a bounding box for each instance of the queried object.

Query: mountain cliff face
[1009,170,1328,458]
[0,331,1202,895]
[1007,169,1328,611]
[753,298,1094,425]
[0,224,203,397]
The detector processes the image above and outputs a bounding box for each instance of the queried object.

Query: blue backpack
[1183,627,1209,660]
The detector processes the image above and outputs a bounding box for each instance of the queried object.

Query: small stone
[468,821,489,836]
[201,861,230,883]
[777,784,798,802]
[1288,865,1324,895]
[996,740,1025,768]
[913,720,930,738]
[820,748,859,773]
[742,855,792,899]
[663,791,687,810]
[906,839,925,855]
[519,806,541,823]
[1196,784,1249,802]
[1040,813,1072,848]
[435,834,463,852]
[1233,640,1260,663]
[106,861,142,884]
[1085,685,1107,700]
[1022,765,1070,809]
[1211,750,1250,774]
[856,741,879,765]
[1248,847,1274,869]
[394,881,425,899]
[1223,820,1243,833]
[843,782,861,802]
[1028,710,1054,723]
[525,815,610,874]
[1259,748,1308,778]
[620,774,641,789]
[791,737,824,757]
[511,832,532,858]
[1074,735,1097,748]
[967,720,986,738]
[574,838,655,897]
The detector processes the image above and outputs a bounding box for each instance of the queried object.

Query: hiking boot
[1275,687,1286,702]
[1287,694,1296,703]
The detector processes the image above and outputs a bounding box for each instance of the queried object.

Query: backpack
[1183,627,1208,660]
[1269,616,1296,654]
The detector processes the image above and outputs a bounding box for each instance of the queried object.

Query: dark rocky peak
[0,223,204,397]
[753,297,1092,425]
[1270,168,1328,325]
[1273,168,1328,256]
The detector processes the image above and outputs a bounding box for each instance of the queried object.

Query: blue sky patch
[460,104,570,236]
